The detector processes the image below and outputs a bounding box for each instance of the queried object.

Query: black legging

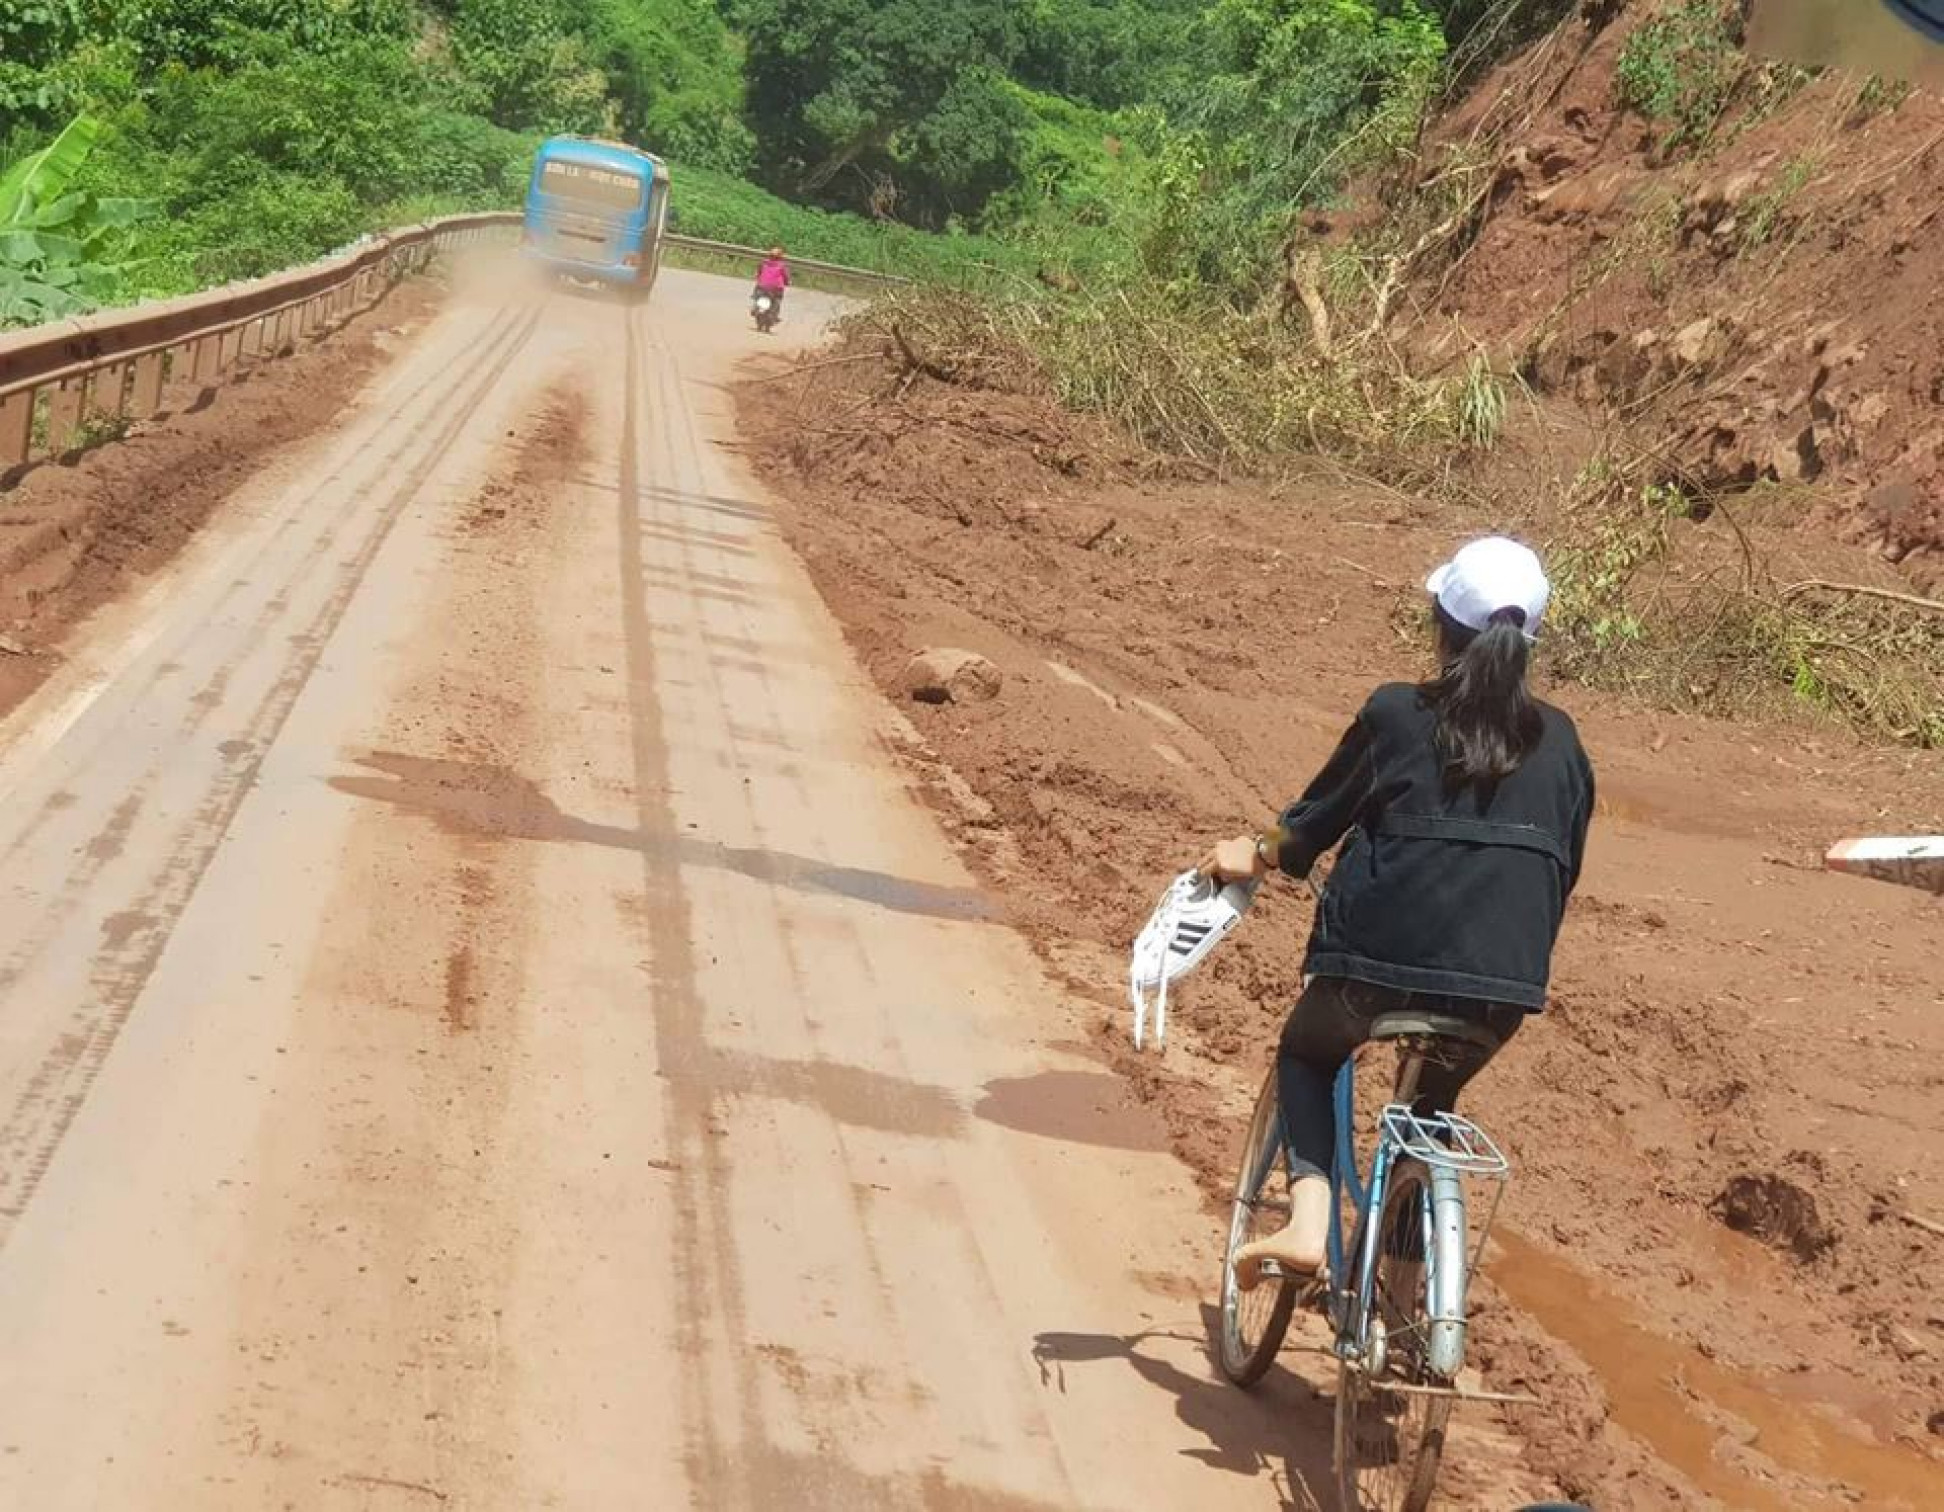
[1276,977,1524,1181]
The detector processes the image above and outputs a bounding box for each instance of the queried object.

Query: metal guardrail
[0,212,907,474]
[0,211,519,471]
[662,233,911,288]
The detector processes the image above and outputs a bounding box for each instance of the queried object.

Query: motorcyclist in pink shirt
[754,247,789,321]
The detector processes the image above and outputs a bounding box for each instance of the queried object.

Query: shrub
[1615,1,1745,152]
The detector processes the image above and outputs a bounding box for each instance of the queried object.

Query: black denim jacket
[1273,682,1595,1010]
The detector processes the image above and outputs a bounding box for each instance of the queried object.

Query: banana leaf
[0,117,104,226]
[0,228,87,267]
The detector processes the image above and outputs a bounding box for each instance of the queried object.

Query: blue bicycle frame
[1321,1057,1509,1381]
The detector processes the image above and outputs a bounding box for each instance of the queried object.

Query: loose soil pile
[735,349,1944,1508]
[1358,5,1944,590]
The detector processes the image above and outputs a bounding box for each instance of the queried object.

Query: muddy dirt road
[733,344,1944,1511]
[0,265,1318,1508]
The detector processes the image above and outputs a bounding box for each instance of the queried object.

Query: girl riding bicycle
[1200,536,1595,1285]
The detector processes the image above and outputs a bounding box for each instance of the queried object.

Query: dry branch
[890,323,958,384]
[1780,580,1944,616]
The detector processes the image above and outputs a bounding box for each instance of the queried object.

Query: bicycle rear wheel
[1334,1160,1454,1512]
[1216,1070,1298,1386]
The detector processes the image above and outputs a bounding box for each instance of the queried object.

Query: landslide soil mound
[1349,2,1944,590]
[735,347,1944,1508]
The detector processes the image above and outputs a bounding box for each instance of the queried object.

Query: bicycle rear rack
[1377,1104,1510,1177]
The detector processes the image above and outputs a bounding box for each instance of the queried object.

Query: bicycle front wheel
[1216,1069,1297,1386]
[1334,1159,1454,1512]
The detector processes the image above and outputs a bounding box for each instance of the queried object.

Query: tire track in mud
[0,301,520,869]
[0,304,531,1018]
[615,296,753,1502]
[619,315,1087,1507]
[208,394,587,1505]
[0,305,540,1241]
[656,338,1085,1494]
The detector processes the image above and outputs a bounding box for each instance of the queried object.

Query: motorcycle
[750,289,780,333]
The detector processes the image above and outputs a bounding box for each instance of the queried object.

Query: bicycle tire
[1216,1069,1298,1386]
[1334,1160,1455,1512]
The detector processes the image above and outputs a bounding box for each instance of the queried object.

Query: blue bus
[522,136,671,292]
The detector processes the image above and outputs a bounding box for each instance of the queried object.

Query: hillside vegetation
[8,4,1939,748]
[0,0,1491,322]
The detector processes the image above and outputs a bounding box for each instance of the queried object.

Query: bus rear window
[538,160,645,211]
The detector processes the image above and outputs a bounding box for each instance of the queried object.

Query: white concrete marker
[1824,836,1944,895]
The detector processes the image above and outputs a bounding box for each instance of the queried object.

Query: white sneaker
[1128,870,1257,1049]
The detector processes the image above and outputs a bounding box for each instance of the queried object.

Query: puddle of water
[1490,1228,1944,1510]
[974,1069,1168,1154]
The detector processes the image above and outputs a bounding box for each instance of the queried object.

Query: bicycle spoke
[1335,1163,1453,1512]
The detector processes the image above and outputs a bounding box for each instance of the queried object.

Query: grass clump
[1735,154,1817,252]
[1543,470,1944,749]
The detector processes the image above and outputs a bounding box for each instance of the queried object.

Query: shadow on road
[1031,1307,1336,1511]
[330,749,996,925]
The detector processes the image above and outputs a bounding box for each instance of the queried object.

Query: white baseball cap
[1425,536,1550,640]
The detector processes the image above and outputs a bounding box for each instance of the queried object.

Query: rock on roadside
[904,649,1002,705]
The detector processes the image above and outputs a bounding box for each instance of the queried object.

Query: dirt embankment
[1352,2,1944,589]
[733,346,1944,1508]
[0,279,443,719]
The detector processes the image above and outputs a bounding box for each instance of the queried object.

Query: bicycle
[1216,1008,1512,1512]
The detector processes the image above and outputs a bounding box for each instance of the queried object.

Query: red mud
[1368,4,1944,590]
[0,279,443,719]
[734,351,1944,1508]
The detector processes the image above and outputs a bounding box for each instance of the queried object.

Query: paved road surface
[0,264,1314,1508]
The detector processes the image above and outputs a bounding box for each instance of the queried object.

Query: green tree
[0,115,150,326]
[1156,0,1446,289]
[1,0,92,119]
[735,0,1023,194]
[437,0,612,132]
[1015,0,1197,109]
[115,0,418,69]
[894,69,1029,225]
[580,0,752,170]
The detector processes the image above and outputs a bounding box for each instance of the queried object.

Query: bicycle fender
[1426,1162,1468,1379]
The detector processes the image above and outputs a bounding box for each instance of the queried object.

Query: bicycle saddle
[1368,1010,1502,1053]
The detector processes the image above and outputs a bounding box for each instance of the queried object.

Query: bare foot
[1232,1174,1331,1291]
[1233,1223,1326,1291]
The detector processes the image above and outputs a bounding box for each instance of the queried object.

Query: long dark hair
[1420,603,1543,792]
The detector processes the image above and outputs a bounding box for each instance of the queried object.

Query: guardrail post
[45,377,83,452]
[0,388,32,466]
[131,352,165,416]
[88,362,129,419]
